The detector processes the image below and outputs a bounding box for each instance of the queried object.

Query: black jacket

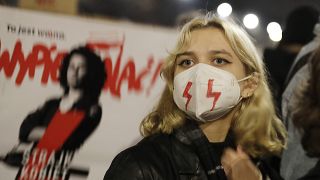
[104,121,282,180]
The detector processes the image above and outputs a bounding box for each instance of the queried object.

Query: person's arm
[27,127,46,141]
[19,99,58,142]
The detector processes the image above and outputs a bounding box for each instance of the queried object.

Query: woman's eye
[178,59,194,67]
[212,58,230,65]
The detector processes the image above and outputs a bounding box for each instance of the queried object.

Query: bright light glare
[267,22,281,34]
[217,3,232,17]
[267,22,282,42]
[243,14,259,29]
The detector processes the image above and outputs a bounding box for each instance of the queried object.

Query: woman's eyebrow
[176,51,195,57]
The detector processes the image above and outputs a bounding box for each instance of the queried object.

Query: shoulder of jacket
[105,136,173,180]
[44,98,61,106]
[34,98,60,111]
[134,133,171,150]
[104,147,145,180]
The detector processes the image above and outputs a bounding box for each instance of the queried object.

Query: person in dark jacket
[291,46,320,180]
[263,6,319,116]
[104,13,287,180]
[16,46,107,180]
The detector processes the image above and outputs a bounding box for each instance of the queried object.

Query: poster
[19,0,78,14]
[0,6,177,179]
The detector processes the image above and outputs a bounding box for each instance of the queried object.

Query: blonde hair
[140,13,287,158]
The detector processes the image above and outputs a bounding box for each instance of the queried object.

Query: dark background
[1,0,320,47]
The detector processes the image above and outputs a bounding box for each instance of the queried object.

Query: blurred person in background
[281,21,320,180]
[263,6,319,116]
[290,45,320,180]
[104,13,286,180]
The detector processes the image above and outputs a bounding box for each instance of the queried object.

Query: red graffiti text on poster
[0,40,163,98]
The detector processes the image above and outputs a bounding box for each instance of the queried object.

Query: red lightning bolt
[207,79,221,111]
[183,81,193,111]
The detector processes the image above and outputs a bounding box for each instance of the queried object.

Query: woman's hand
[221,146,262,180]
[27,127,46,141]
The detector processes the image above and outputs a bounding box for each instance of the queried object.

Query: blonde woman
[104,14,287,180]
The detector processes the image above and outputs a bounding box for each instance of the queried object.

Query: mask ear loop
[237,72,258,100]
[230,72,256,126]
[224,73,256,110]
[238,73,254,83]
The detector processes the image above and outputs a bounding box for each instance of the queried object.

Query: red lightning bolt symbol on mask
[207,79,221,111]
[183,82,193,111]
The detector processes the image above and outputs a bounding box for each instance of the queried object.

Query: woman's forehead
[70,54,86,64]
[177,28,236,57]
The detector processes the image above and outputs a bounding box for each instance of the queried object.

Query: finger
[237,146,249,159]
[221,155,232,176]
[221,148,238,168]
[222,148,237,161]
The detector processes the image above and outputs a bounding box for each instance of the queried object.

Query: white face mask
[173,63,252,122]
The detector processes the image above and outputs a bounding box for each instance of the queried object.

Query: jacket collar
[173,120,235,180]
